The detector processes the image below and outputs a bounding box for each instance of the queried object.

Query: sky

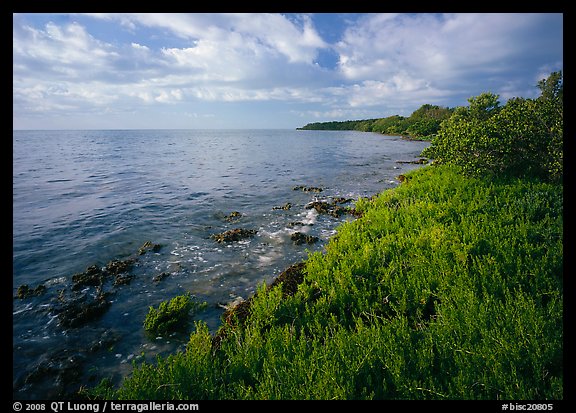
[13,13,563,130]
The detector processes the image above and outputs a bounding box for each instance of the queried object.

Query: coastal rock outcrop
[290,232,319,245]
[211,228,258,243]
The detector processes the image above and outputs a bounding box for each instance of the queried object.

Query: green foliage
[97,165,562,400]
[422,72,563,182]
[537,71,563,102]
[405,118,441,137]
[143,293,207,337]
[467,92,501,120]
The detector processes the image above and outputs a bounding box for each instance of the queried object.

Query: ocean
[13,129,429,399]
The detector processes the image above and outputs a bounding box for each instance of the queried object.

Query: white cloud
[323,13,562,116]
[12,13,563,128]
[131,42,149,51]
[13,14,332,115]
[13,20,118,76]
[87,13,327,65]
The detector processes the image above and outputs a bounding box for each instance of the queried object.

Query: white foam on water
[301,208,318,225]
[13,302,34,316]
[258,228,290,244]
[257,248,284,267]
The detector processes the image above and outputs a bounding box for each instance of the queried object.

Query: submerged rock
[15,284,47,299]
[105,258,135,275]
[211,228,257,243]
[272,202,292,210]
[305,199,362,219]
[113,273,135,286]
[290,232,319,245]
[152,272,170,283]
[19,328,122,399]
[71,265,106,291]
[54,292,113,329]
[225,211,242,222]
[293,185,323,193]
[138,241,162,255]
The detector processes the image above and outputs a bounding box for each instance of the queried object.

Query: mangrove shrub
[422,71,563,182]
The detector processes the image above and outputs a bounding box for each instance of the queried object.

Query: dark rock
[152,272,170,283]
[305,199,362,219]
[211,228,257,243]
[55,292,112,329]
[269,262,306,297]
[225,211,242,222]
[71,265,106,291]
[293,185,323,193]
[138,241,162,255]
[105,258,135,275]
[16,284,47,299]
[287,221,313,228]
[290,232,319,245]
[212,262,307,351]
[272,202,292,210]
[332,197,354,204]
[305,201,347,218]
[113,273,135,287]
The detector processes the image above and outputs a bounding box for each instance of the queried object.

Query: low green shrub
[143,293,207,337]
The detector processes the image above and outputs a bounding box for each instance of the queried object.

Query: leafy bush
[422,72,563,182]
[143,293,207,337]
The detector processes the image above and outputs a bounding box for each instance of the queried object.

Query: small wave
[45,178,73,183]
[187,192,210,200]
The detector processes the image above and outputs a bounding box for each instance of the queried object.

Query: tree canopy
[422,71,562,182]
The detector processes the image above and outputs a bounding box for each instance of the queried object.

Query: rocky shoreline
[13,162,426,399]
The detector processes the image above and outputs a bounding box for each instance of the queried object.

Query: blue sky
[13,13,563,129]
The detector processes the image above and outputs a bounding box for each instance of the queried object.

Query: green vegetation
[143,293,207,337]
[422,72,563,182]
[298,103,453,139]
[94,165,562,400]
[90,72,562,400]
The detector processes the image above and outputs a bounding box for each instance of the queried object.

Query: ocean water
[13,129,429,399]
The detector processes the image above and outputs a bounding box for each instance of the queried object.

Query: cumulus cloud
[13,13,333,120]
[333,13,563,108]
[12,13,563,128]
[92,13,327,64]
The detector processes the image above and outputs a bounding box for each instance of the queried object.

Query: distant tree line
[299,71,563,182]
[297,103,454,138]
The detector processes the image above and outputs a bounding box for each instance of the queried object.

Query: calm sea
[13,129,429,399]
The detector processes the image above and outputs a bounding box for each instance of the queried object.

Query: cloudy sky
[13,13,563,130]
